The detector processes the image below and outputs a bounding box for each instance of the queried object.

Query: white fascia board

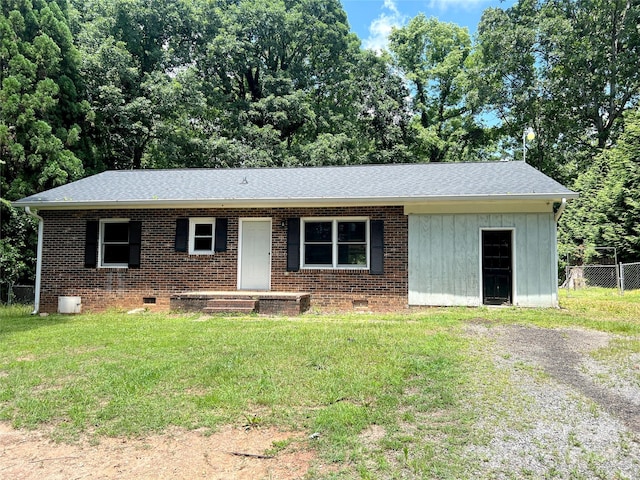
[13,193,577,210]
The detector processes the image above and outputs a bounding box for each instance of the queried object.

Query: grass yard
[1,289,639,478]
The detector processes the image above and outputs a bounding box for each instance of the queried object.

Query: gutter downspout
[25,207,43,315]
[554,198,567,222]
[552,198,567,308]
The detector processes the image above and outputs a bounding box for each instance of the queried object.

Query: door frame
[237,218,272,290]
[478,227,516,306]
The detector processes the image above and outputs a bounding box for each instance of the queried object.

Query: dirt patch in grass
[0,424,316,479]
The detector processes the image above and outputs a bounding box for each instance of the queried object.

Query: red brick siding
[39,206,408,312]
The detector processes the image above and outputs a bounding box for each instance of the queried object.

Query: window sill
[301,266,369,272]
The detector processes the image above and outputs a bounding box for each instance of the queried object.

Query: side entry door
[482,230,512,305]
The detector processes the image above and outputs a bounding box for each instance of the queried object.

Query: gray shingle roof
[14,162,576,209]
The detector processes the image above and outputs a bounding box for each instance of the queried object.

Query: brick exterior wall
[38,206,408,313]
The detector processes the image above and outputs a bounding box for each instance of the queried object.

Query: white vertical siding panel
[442,215,455,305]
[453,215,468,300]
[457,214,480,305]
[515,213,556,307]
[409,212,557,307]
[408,215,424,304]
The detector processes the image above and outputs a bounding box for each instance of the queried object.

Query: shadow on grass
[0,305,72,336]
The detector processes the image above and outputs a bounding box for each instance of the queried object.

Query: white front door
[238,219,272,290]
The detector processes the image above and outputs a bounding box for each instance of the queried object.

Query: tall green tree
[0,0,87,199]
[194,0,358,166]
[72,0,196,170]
[476,0,640,178]
[388,15,486,163]
[191,0,415,168]
[560,109,640,263]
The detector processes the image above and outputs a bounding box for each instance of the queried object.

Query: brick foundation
[38,206,408,313]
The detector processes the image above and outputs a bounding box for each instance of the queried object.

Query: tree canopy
[2,0,640,290]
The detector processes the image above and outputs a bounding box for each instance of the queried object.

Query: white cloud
[363,0,408,53]
[426,0,491,10]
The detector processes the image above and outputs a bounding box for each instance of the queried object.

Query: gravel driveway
[465,323,640,479]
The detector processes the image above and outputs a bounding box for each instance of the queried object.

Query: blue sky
[341,0,517,51]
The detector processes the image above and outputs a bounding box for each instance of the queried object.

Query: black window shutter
[84,221,99,268]
[370,220,384,275]
[175,218,188,252]
[214,218,228,252]
[287,218,300,272]
[128,221,142,268]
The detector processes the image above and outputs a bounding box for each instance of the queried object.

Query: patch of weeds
[587,400,601,419]
[264,438,293,456]
[513,360,550,383]
[584,451,609,479]
[617,431,632,456]
[567,430,582,448]
[243,414,263,430]
[544,465,562,478]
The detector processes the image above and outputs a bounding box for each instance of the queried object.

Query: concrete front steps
[203,298,257,314]
[170,291,311,316]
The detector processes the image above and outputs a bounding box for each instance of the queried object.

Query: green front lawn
[1,289,639,477]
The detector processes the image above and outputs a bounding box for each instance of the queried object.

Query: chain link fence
[0,285,35,305]
[564,265,619,291]
[620,262,640,292]
[563,246,621,296]
[564,261,640,295]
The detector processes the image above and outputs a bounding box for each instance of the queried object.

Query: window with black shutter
[300,217,370,269]
[92,219,141,268]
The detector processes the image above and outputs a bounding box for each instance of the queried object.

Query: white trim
[237,218,272,290]
[479,227,516,306]
[99,219,130,268]
[404,200,555,215]
[188,217,216,255]
[14,193,578,211]
[25,208,43,314]
[300,217,369,270]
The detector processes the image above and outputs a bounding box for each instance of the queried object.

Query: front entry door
[239,219,271,290]
[482,230,513,305]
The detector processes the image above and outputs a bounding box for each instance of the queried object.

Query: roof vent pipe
[25,207,43,315]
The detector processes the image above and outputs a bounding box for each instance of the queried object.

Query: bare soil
[0,425,316,479]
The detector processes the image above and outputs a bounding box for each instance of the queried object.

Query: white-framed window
[99,219,130,268]
[189,217,216,254]
[301,217,369,269]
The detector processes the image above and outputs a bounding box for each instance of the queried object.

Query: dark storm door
[482,230,513,305]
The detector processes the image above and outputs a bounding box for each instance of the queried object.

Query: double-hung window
[100,219,131,268]
[302,218,368,269]
[189,218,216,254]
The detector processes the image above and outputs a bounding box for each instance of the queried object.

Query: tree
[350,50,414,164]
[193,0,358,166]
[475,0,640,179]
[559,109,640,263]
[388,14,486,163]
[72,0,197,170]
[0,199,36,300]
[0,0,87,200]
